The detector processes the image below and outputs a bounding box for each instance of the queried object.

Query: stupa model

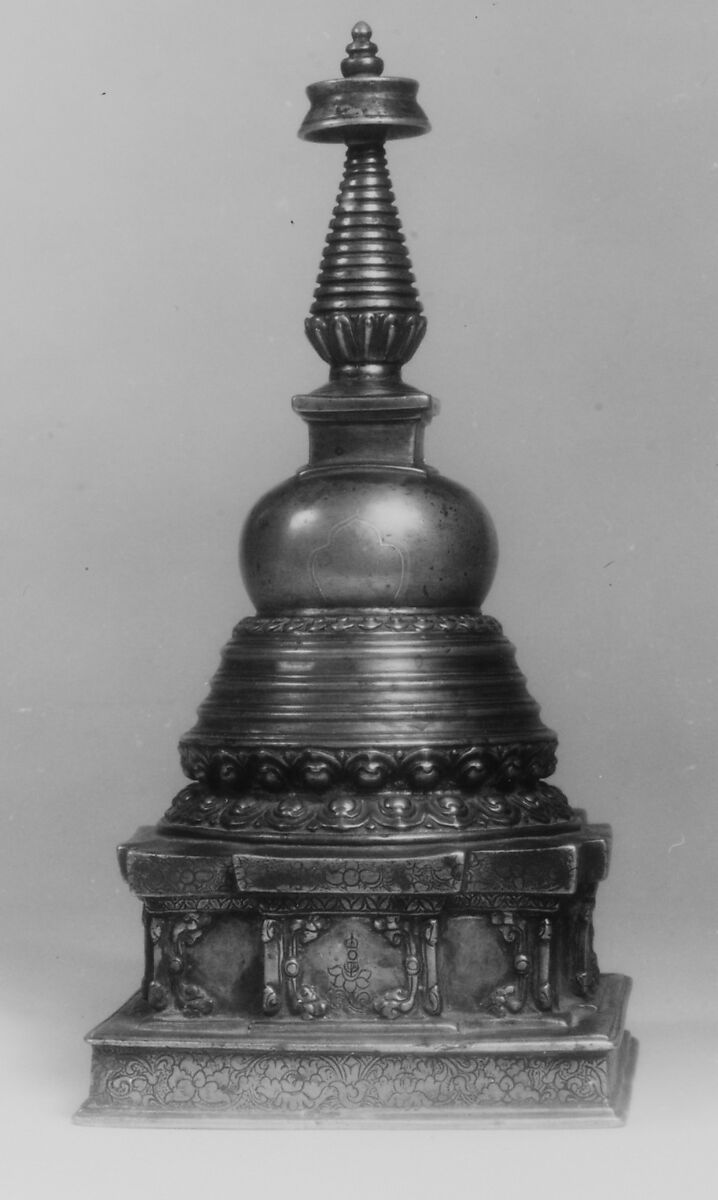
[77,23,635,1125]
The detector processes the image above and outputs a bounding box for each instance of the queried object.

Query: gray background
[3,1,716,1196]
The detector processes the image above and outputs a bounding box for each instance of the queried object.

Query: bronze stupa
[78,22,635,1124]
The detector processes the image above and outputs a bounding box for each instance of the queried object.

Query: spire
[298,23,430,383]
[305,143,426,378]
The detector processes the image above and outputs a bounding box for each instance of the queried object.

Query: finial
[341,22,384,78]
[297,23,430,143]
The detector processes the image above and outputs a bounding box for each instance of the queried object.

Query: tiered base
[77,820,635,1125]
[76,975,635,1127]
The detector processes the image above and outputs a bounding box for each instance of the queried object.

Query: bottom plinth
[75,974,635,1127]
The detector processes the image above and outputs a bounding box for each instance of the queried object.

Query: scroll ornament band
[161,779,573,839]
[237,612,504,636]
[178,740,558,797]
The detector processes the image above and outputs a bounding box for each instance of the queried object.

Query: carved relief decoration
[423,918,441,1016]
[372,916,422,1018]
[305,310,427,370]
[261,913,443,1020]
[284,917,330,1018]
[162,780,572,842]
[483,912,555,1018]
[485,912,531,1016]
[259,913,332,1019]
[571,885,601,998]
[261,919,282,1016]
[145,911,215,1018]
[537,918,554,1011]
[177,740,559,797]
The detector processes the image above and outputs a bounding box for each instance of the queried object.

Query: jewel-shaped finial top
[298,22,429,143]
[341,22,384,78]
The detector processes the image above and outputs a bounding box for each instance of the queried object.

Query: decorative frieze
[162,778,571,842]
[86,1045,612,1115]
[233,852,463,894]
[175,741,560,798]
[238,611,503,637]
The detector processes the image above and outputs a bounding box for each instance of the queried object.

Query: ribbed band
[310,143,422,316]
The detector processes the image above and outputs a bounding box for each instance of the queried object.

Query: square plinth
[76,973,635,1127]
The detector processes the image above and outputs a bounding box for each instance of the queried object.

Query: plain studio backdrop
[2,1,716,1197]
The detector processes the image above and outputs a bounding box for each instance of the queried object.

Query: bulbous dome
[241,466,498,613]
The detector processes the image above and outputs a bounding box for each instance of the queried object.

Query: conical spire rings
[305,143,426,375]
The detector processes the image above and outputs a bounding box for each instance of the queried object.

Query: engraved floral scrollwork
[146,893,557,916]
[259,894,443,915]
[93,1047,610,1114]
[128,853,235,897]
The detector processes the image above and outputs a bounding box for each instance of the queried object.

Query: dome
[241,465,498,613]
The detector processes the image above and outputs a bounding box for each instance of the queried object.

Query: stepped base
[76,974,635,1127]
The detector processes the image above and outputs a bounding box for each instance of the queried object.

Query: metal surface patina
[77,21,636,1126]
